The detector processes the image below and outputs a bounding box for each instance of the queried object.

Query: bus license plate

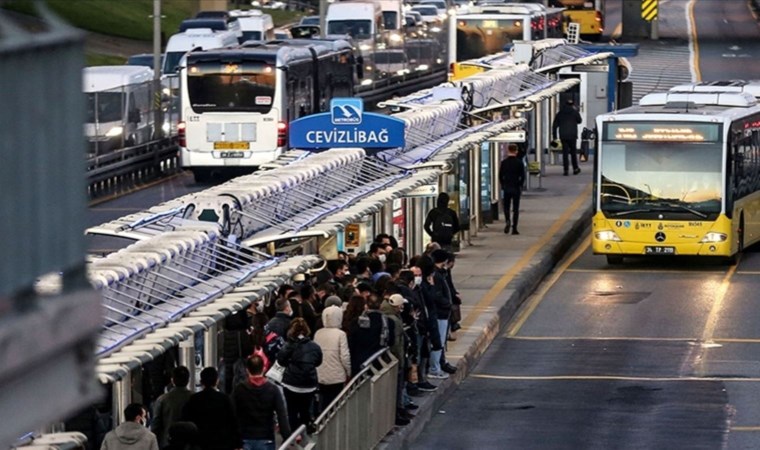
[219,151,245,158]
[214,141,250,150]
[645,246,675,255]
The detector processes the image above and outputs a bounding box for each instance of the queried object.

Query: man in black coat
[423,192,460,251]
[182,368,241,450]
[266,298,293,338]
[498,143,526,235]
[151,366,193,448]
[552,99,583,176]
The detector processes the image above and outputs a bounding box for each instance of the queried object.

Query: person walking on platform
[182,367,241,450]
[232,355,292,450]
[498,144,525,235]
[151,367,193,448]
[552,99,583,176]
[101,403,158,450]
[424,193,460,252]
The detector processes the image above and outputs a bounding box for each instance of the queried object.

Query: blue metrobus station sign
[289,98,406,150]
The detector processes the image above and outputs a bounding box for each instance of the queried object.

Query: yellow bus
[592,81,760,264]
[551,0,604,40]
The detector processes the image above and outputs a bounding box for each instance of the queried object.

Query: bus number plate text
[219,151,245,158]
[645,246,675,255]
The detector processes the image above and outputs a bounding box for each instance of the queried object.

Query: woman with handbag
[276,318,323,434]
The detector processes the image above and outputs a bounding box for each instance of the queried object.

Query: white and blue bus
[179,40,357,181]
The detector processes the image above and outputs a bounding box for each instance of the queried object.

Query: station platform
[379,162,594,449]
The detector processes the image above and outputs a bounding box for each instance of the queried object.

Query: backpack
[432,209,455,241]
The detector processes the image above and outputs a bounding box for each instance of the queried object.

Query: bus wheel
[606,255,623,265]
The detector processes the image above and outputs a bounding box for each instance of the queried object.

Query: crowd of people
[102,220,464,450]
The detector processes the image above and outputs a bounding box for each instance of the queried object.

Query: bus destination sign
[605,122,720,142]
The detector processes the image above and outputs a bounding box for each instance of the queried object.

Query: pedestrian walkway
[379,163,594,449]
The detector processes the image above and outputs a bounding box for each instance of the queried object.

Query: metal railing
[279,349,398,450]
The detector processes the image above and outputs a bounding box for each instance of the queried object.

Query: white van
[231,9,275,42]
[162,28,239,75]
[326,2,383,54]
[378,0,404,46]
[83,66,155,154]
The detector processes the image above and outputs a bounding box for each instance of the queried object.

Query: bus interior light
[700,232,727,243]
[595,230,621,242]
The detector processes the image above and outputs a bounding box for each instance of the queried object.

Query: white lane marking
[686,0,698,82]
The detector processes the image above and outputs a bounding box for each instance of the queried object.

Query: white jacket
[314,305,351,385]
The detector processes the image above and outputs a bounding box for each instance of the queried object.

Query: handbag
[266,361,285,384]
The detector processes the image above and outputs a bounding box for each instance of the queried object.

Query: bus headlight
[700,232,727,243]
[105,126,124,137]
[595,230,621,242]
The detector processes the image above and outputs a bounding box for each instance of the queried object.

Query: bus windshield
[599,141,723,217]
[327,20,372,39]
[186,60,276,113]
[457,19,524,61]
[86,92,124,123]
[163,51,185,74]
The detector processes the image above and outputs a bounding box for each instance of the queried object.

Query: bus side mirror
[356,55,365,79]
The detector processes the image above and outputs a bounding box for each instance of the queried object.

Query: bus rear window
[187,60,276,113]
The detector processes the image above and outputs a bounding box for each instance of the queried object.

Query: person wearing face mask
[369,242,387,264]
[101,403,159,450]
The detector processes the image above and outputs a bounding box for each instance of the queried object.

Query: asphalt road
[693,0,760,81]
[412,240,760,449]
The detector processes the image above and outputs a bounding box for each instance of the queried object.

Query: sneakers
[405,402,420,410]
[447,333,457,341]
[428,371,449,379]
[573,167,581,175]
[504,220,511,234]
[442,363,458,374]
[417,381,438,391]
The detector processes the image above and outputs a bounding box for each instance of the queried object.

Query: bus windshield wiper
[608,208,651,217]
[645,201,707,219]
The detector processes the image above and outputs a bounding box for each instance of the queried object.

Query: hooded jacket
[313,306,351,385]
[231,377,291,441]
[101,422,159,450]
[423,193,460,246]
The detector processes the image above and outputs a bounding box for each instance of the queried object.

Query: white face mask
[378,254,387,263]
[414,276,422,286]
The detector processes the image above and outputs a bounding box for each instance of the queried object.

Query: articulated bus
[593,81,760,264]
[456,4,564,62]
[179,39,356,182]
[549,0,604,40]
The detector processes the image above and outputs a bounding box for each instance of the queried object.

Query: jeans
[437,318,449,364]
[429,318,449,373]
[561,138,579,173]
[243,440,275,450]
[502,187,521,230]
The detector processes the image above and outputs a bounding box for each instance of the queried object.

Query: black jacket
[432,269,452,320]
[347,310,395,376]
[553,104,582,140]
[499,156,525,190]
[418,282,442,350]
[277,336,323,389]
[182,388,240,450]
[266,313,292,339]
[232,379,291,440]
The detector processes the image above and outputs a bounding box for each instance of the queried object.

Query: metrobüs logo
[331,98,363,125]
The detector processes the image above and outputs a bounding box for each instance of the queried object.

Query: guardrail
[279,348,398,450]
[86,136,179,198]
[357,66,448,108]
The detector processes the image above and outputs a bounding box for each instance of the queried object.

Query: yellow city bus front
[592,211,735,257]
